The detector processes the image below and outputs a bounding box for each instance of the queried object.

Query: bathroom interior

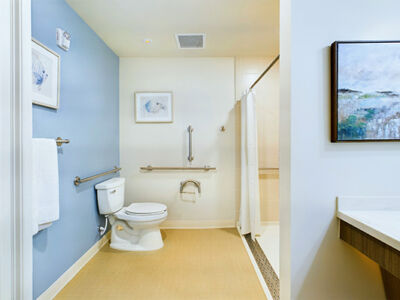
[32,0,280,299]
[21,0,400,299]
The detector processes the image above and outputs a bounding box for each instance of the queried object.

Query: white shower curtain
[239,90,261,240]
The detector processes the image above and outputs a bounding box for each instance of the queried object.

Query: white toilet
[95,177,168,251]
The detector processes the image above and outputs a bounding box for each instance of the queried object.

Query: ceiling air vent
[176,33,206,49]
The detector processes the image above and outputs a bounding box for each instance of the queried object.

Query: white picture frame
[134,91,173,123]
[32,38,60,109]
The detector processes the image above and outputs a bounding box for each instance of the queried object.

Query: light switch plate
[56,28,71,51]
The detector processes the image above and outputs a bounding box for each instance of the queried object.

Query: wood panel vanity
[337,197,400,300]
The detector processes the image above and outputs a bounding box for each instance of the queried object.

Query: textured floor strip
[245,233,280,300]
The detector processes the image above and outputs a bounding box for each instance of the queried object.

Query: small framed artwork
[134,91,173,123]
[32,39,60,109]
[331,41,400,142]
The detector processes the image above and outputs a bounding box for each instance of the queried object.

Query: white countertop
[337,197,400,252]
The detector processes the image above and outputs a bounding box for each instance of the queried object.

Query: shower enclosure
[237,56,280,300]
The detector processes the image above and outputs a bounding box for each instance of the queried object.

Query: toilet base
[109,219,164,251]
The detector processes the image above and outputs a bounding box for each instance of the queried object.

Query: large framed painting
[32,39,60,109]
[331,41,400,142]
[134,91,173,123]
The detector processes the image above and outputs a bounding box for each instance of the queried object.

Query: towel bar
[56,137,70,147]
[74,166,121,186]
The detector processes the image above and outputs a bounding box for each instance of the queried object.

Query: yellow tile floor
[56,228,266,300]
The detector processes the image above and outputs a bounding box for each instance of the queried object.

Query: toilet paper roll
[180,186,200,203]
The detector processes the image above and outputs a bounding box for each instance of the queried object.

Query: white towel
[32,138,59,235]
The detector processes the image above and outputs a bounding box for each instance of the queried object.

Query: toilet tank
[95,177,125,215]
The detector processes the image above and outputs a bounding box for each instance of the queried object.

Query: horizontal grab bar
[140,165,216,172]
[74,166,121,186]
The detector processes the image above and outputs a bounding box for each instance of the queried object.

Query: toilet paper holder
[180,180,201,194]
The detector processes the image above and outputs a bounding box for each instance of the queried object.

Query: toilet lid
[125,202,167,216]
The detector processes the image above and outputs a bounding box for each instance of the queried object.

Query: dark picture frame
[331,40,400,142]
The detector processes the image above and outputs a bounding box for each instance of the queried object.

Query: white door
[0,0,14,297]
[0,0,33,299]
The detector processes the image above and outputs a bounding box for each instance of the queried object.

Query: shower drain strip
[244,234,280,300]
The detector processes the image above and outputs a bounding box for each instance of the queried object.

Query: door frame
[0,0,33,299]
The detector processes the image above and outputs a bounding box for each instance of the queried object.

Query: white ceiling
[66,0,279,57]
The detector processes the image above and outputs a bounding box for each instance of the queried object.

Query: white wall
[120,57,238,227]
[235,57,280,222]
[281,0,400,299]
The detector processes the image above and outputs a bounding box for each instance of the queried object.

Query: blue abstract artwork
[32,39,60,109]
[32,51,50,92]
[144,99,166,113]
[332,42,400,141]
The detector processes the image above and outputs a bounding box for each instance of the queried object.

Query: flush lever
[110,190,117,194]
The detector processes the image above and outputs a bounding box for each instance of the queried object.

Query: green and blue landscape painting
[337,43,400,140]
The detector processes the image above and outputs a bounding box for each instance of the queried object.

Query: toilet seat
[125,202,167,216]
[114,202,168,222]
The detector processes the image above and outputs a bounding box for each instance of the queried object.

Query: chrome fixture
[98,216,108,236]
[56,137,70,147]
[74,166,121,186]
[188,125,194,162]
[140,165,216,172]
[180,180,201,194]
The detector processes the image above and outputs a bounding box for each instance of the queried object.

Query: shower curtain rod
[249,55,280,90]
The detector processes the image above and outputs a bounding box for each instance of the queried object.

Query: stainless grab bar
[140,165,216,171]
[188,125,194,162]
[74,166,121,186]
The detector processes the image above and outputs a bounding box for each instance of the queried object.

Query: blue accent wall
[32,0,119,298]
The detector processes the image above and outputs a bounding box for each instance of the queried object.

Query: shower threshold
[244,223,280,300]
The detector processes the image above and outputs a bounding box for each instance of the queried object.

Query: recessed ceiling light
[144,39,152,44]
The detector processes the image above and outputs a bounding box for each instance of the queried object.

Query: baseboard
[237,226,273,300]
[37,232,111,300]
[161,219,235,229]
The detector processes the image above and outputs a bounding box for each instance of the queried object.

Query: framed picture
[331,41,400,142]
[134,91,173,123]
[32,39,60,109]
